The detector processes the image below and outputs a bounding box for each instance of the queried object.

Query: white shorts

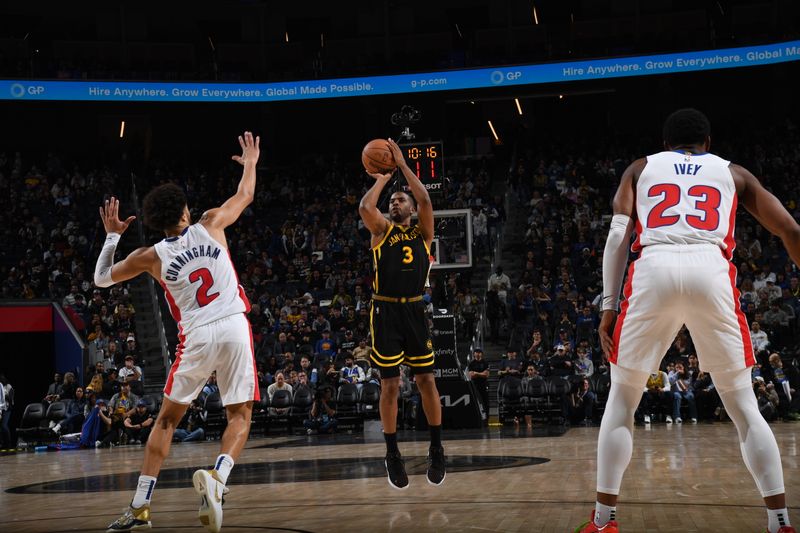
[611,244,755,374]
[163,313,260,406]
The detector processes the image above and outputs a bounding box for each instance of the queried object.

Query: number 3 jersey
[154,223,250,335]
[632,151,738,259]
[372,223,431,297]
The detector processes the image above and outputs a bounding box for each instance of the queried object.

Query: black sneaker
[384,451,409,490]
[426,446,446,486]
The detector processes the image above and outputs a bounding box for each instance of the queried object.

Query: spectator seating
[203,392,226,439]
[17,403,51,444]
[250,392,270,437]
[546,376,571,423]
[523,377,548,421]
[290,385,314,425]
[268,389,293,433]
[359,382,380,418]
[497,378,525,424]
[334,383,361,430]
[140,395,160,415]
[590,373,611,418]
[46,401,68,427]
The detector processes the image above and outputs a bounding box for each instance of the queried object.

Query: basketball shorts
[164,313,260,406]
[370,300,434,378]
[612,243,755,375]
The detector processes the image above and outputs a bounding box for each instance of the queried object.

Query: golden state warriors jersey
[372,224,431,297]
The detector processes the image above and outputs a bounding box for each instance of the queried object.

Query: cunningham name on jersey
[164,244,222,281]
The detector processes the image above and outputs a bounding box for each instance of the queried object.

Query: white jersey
[632,151,737,259]
[154,224,249,336]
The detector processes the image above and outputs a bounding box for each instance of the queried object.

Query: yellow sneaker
[193,469,226,533]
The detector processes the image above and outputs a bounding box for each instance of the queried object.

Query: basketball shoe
[385,451,409,490]
[193,469,228,533]
[426,446,446,485]
[106,504,151,531]
[763,527,797,533]
[574,511,619,533]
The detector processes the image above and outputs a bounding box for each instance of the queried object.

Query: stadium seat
[203,392,226,439]
[335,383,361,430]
[17,403,50,444]
[269,389,293,433]
[141,395,159,415]
[291,385,314,425]
[359,382,381,417]
[250,391,270,437]
[46,401,68,425]
[545,377,571,424]
[523,377,548,421]
[590,373,611,416]
[498,378,524,424]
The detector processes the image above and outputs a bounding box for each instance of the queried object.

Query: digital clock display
[400,141,444,197]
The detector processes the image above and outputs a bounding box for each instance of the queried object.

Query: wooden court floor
[0,423,797,532]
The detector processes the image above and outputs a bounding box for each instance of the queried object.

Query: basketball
[362,139,396,174]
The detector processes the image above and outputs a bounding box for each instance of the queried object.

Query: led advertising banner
[1,40,798,103]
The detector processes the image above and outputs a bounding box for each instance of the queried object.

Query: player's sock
[213,454,234,484]
[768,508,791,532]
[594,502,616,527]
[131,475,157,509]
[384,432,399,454]
[429,424,442,449]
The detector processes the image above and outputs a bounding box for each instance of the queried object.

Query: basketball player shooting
[576,109,799,533]
[358,138,446,490]
[94,132,261,533]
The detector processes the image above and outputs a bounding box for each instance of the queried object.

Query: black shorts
[369,300,434,378]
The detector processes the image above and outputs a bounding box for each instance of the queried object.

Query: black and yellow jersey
[372,223,431,297]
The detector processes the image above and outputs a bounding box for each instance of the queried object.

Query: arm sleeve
[93,233,121,288]
[602,214,635,311]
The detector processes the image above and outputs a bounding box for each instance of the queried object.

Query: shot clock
[400,141,444,198]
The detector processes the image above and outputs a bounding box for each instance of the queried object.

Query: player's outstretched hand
[367,170,395,181]
[598,310,617,359]
[99,197,136,235]
[386,138,407,169]
[231,131,260,166]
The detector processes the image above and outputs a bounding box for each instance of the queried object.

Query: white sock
[213,454,234,485]
[768,508,791,532]
[131,475,157,509]
[594,502,617,527]
[53,423,61,433]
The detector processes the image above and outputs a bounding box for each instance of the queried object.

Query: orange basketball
[361,139,396,174]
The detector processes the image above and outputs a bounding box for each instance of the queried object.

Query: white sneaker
[690,418,698,424]
[644,414,651,424]
[666,416,673,424]
[676,417,683,424]
[193,469,225,533]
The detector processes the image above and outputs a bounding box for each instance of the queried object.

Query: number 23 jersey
[372,223,431,297]
[633,151,737,259]
[154,223,250,335]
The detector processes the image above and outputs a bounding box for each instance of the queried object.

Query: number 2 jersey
[154,223,250,335]
[372,223,431,297]
[632,151,738,259]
